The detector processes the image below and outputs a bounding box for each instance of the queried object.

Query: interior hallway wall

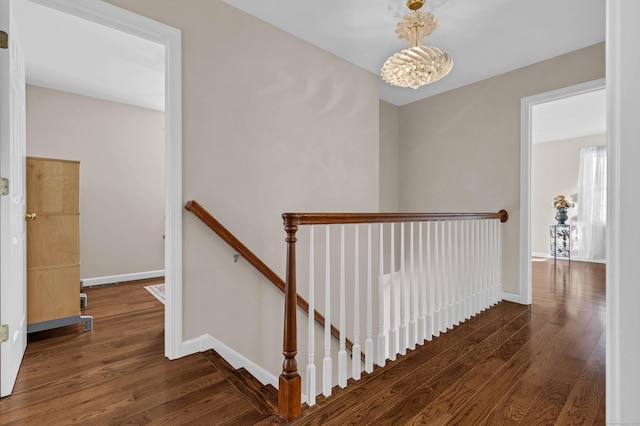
[105,0,380,379]
[26,85,165,280]
[398,43,605,296]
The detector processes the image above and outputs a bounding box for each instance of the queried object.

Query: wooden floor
[0,259,605,425]
[280,258,606,425]
[0,278,271,425]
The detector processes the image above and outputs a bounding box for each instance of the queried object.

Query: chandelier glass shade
[381,5,453,89]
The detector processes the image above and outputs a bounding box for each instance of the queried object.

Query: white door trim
[27,0,183,359]
[519,78,605,305]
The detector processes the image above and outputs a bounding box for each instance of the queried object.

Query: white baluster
[409,222,416,349]
[453,220,460,327]
[491,219,498,305]
[483,220,489,311]
[447,221,454,329]
[365,224,374,373]
[497,219,503,303]
[377,223,386,367]
[462,220,470,321]
[490,220,494,305]
[389,223,397,360]
[479,220,485,311]
[460,221,465,323]
[478,220,487,311]
[352,225,362,381]
[475,219,481,315]
[399,223,406,355]
[497,219,502,304]
[306,226,316,406]
[338,225,347,388]
[470,220,477,317]
[418,222,425,343]
[467,220,473,316]
[426,221,433,340]
[490,220,496,305]
[440,221,447,334]
[323,225,332,397]
[458,221,464,320]
[458,221,464,324]
[433,220,440,337]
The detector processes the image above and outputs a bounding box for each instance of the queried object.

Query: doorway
[520,78,606,304]
[16,0,183,358]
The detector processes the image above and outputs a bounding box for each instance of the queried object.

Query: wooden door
[26,157,80,324]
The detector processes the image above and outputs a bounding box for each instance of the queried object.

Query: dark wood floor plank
[554,343,606,425]
[403,307,556,423]
[145,380,256,425]
[519,378,574,425]
[364,309,538,425]
[322,339,478,426]
[418,308,553,423]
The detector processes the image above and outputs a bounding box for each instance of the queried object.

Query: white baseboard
[181,334,206,357]
[531,252,606,264]
[502,291,527,305]
[182,334,279,390]
[531,251,551,259]
[81,270,165,287]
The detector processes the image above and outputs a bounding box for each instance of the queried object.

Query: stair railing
[184,201,356,358]
[279,210,508,421]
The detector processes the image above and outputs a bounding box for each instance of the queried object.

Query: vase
[555,210,568,225]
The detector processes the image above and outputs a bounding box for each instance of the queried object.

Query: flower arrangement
[552,195,575,212]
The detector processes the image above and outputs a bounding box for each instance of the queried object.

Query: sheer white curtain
[577,146,607,260]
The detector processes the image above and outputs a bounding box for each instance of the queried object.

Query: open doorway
[520,78,606,304]
[13,0,182,358]
[531,89,607,262]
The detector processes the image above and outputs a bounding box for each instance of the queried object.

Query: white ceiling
[222,0,605,106]
[532,89,606,144]
[14,0,165,111]
[13,0,605,129]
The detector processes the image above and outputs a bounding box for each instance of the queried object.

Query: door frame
[519,77,606,305]
[27,0,183,359]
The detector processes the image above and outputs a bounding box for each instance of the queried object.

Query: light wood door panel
[26,157,80,326]
[27,214,79,269]
[26,158,79,214]
[27,266,80,323]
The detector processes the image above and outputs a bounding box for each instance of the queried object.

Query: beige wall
[531,134,606,257]
[105,0,380,376]
[26,85,165,279]
[398,43,605,295]
[380,100,400,212]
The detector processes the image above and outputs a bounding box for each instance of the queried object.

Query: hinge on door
[0,324,8,343]
[0,177,8,196]
[0,31,8,49]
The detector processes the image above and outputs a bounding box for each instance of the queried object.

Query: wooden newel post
[279,216,302,421]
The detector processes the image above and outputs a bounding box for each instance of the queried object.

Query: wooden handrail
[283,210,508,226]
[186,200,284,290]
[278,209,509,421]
[184,200,352,356]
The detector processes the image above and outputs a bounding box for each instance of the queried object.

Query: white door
[0,0,27,397]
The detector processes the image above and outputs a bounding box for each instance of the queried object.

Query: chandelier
[381,0,453,89]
